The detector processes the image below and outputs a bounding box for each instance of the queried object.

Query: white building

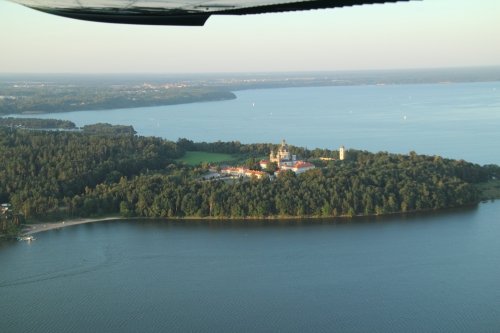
[221,167,267,179]
[269,139,296,167]
[279,161,316,174]
[267,139,315,175]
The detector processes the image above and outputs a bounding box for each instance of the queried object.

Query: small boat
[17,236,35,242]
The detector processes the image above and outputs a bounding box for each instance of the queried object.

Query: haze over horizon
[2,65,500,76]
[1,0,499,73]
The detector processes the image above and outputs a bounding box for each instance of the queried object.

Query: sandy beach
[23,217,122,235]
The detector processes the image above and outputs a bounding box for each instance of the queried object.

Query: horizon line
[1,65,500,76]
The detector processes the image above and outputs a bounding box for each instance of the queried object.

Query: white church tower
[339,145,346,161]
[270,139,292,167]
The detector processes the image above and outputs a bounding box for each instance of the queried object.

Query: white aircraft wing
[9,0,414,26]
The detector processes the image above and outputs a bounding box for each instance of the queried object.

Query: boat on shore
[17,235,35,242]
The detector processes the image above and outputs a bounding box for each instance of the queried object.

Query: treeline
[177,138,339,160]
[0,126,182,220]
[1,127,498,223]
[72,152,489,219]
[0,117,76,129]
[82,123,136,135]
[1,210,23,236]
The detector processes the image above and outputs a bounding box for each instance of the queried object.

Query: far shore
[22,217,122,235]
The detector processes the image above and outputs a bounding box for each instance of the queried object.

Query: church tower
[339,146,345,161]
[270,149,280,167]
[278,139,291,161]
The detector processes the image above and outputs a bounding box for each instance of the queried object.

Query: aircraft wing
[10,0,413,26]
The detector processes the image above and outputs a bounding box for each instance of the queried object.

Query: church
[270,139,295,167]
[260,139,315,174]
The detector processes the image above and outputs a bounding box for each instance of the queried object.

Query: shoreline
[18,202,486,236]
[22,217,122,235]
[2,93,237,117]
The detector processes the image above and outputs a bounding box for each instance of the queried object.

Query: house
[277,161,315,174]
[259,160,270,169]
[221,167,267,179]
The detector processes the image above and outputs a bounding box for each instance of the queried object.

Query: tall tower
[279,139,291,161]
[270,149,280,167]
[339,145,345,161]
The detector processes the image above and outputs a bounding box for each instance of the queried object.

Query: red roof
[294,162,314,168]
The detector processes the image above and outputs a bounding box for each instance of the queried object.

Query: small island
[1,120,499,237]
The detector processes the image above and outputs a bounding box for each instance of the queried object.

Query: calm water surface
[1,202,500,332]
[3,82,500,332]
[13,82,500,164]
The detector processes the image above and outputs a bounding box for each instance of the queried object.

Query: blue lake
[1,203,500,332]
[2,81,500,332]
[13,82,500,165]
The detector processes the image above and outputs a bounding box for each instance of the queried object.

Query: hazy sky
[0,0,499,73]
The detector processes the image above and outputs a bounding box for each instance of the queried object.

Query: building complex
[218,139,345,180]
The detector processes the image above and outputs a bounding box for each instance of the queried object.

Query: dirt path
[23,217,122,235]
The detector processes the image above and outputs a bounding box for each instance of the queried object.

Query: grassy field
[476,179,500,200]
[176,151,239,166]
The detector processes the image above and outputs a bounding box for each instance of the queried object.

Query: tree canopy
[1,125,498,226]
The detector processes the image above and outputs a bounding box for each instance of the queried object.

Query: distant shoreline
[3,68,500,116]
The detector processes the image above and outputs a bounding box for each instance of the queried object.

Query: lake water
[13,82,500,165]
[1,204,500,333]
[2,81,500,332]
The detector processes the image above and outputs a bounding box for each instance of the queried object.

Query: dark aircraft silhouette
[10,0,412,26]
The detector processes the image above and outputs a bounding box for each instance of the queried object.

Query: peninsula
[1,121,499,236]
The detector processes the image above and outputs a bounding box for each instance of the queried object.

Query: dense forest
[1,125,499,229]
[0,117,76,129]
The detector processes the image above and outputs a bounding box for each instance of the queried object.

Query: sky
[0,0,499,73]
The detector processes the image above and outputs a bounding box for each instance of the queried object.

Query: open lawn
[176,151,239,165]
[476,179,500,201]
